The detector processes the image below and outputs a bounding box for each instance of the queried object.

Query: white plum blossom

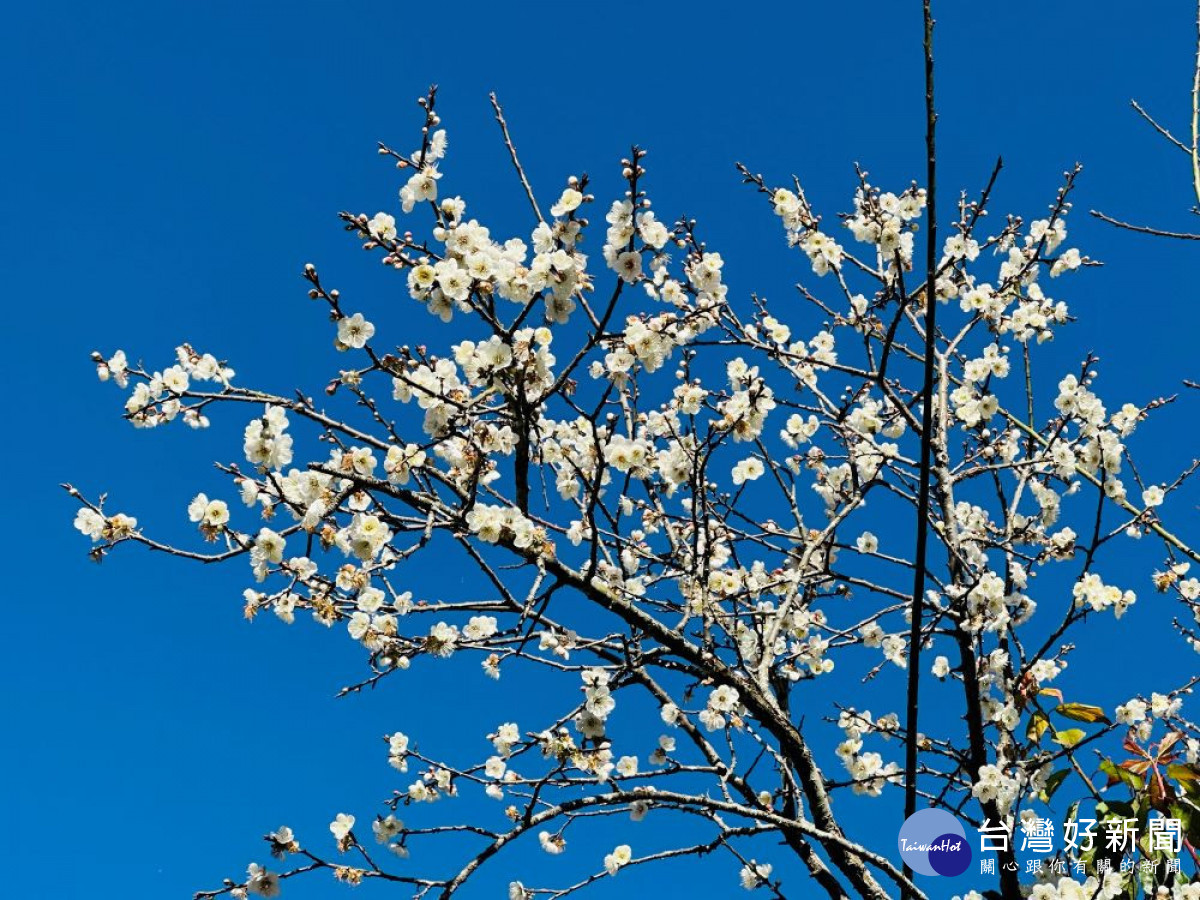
[188,493,230,529]
[246,864,281,898]
[732,457,765,485]
[493,722,520,757]
[400,166,440,213]
[972,764,1019,814]
[69,77,1200,900]
[603,844,632,875]
[550,188,583,217]
[740,861,773,890]
[369,212,398,241]
[329,813,355,843]
[337,313,376,350]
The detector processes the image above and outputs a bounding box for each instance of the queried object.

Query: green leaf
[1177,800,1200,849]
[1169,763,1200,783]
[1054,729,1087,748]
[1039,768,1071,803]
[1100,759,1144,791]
[1056,702,1110,724]
[1169,801,1192,830]
[1027,712,1050,743]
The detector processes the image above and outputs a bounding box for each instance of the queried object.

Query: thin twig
[489,93,544,224]
[1130,100,1190,153]
[1088,209,1200,239]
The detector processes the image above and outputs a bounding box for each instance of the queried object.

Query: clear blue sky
[4,2,1198,898]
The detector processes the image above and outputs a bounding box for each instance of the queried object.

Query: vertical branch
[903,4,936,893]
[1191,0,1200,208]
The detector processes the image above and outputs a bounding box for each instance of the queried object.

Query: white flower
[708,685,740,712]
[101,349,129,386]
[368,212,397,241]
[799,230,843,275]
[255,528,286,564]
[859,623,884,648]
[347,611,371,641]
[373,814,403,844]
[462,615,498,641]
[615,755,638,778]
[1115,699,1148,725]
[329,813,355,842]
[1151,692,1181,719]
[400,167,440,212]
[246,863,281,898]
[356,587,384,613]
[161,364,189,394]
[1050,247,1082,276]
[384,444,426,485]
[111,512,138,539]
[603,844,632,875]
[337,313,376,350]
[732,457,765,485]
[538,831,565,854]
[638,213,670,248]
[740,861,773,890]
[614,250,643,282]
[943,233,980,261]
[971,764,1018,813]
[856,532,879,554]
[244,409,294,470]
[426,129,448,162]
[493,722,520,756]
[931,655,951,679]
[551,188,583,217]
[74,508,107,541]
[881,635,907,668]
[1072,573,1136,619]
[1142,485,1165,508]
[427,622,460,657]
[188,493,230,528]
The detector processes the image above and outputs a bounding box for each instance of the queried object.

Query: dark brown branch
[903,7,938,891]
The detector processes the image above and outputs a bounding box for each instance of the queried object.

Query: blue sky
[5,2,1199,898]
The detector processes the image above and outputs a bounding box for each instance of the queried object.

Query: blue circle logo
[898,809,971,877]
